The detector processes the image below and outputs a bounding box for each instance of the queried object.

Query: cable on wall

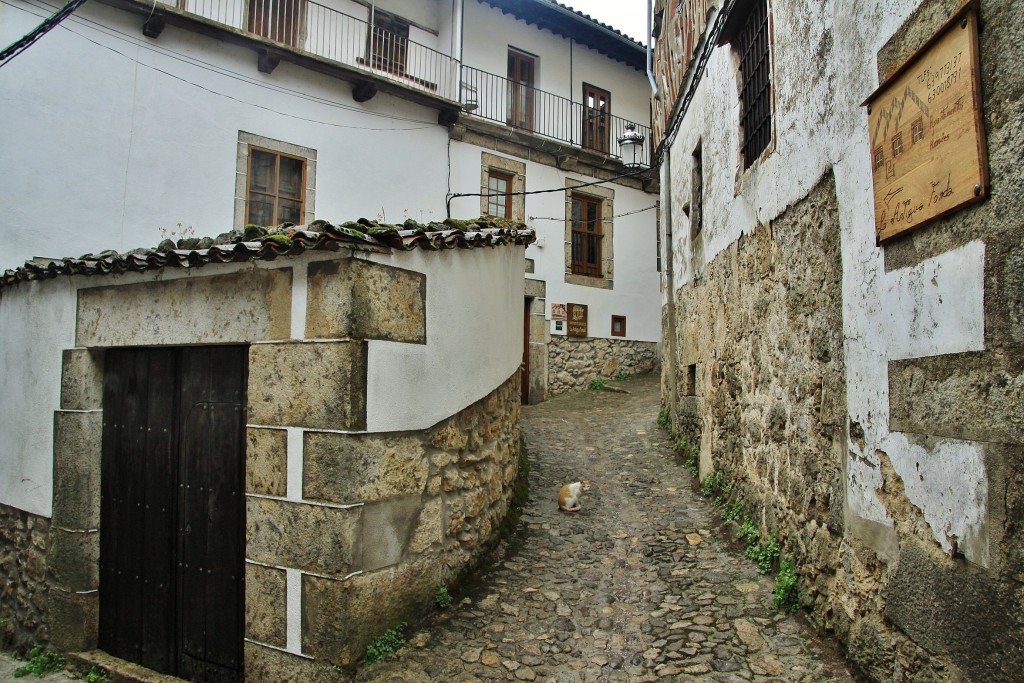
[0,0,88,67]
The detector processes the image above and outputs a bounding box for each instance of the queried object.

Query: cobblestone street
[359,374,854,683]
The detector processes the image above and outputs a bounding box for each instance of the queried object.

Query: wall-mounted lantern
[617,123,645,169]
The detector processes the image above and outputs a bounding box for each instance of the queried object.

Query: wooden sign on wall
[567,303,588,338]
[864,7,988,243]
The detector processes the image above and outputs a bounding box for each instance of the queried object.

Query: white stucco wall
[0,280,78,517]
[447,141,662,343]
[461,0,651,129]
[0,0,450,273]
[663,0,991,562]
[0,243,525,517]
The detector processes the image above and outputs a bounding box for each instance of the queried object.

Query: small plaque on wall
[863,6,988,243]
[550,303,566,321]
[567,303,588,338]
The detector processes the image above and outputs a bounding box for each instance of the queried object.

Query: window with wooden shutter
[247,148,305,227]
[571,193,602,277]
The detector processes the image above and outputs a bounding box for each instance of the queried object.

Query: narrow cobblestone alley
[358,374,855,683]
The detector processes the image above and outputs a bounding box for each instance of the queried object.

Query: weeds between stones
[12,646,64,678]
[656,405,804,614]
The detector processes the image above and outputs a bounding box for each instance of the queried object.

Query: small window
[911,118,924,144]
[691,142,703,237]
[873,146,885,170]
[370,10,409,74]
[892,132,904,158]
[247,148,305,227]
[686,364,697,395]
[486,170,513,219]
[571,193,602,277]
[611,315,626,337]
[733,0,772,168]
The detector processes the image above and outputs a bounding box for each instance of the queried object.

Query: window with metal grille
[486,170,513,219]
[370,10,409,74]
[734,0,771,168]
[247,148,305,227]
[571,194,602,277]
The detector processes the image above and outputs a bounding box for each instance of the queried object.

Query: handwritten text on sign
[865,9,988,243]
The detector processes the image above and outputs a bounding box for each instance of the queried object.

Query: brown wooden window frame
[507,48,536,131]
[486,170,514,219]
[611,315,626,337]
[582,83,611,154]
[246,146,307,227]
[571,193,603,278]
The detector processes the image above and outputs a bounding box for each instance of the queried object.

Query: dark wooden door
[100,346,247,683]
[507,49,535,130]
[582,84,610,154]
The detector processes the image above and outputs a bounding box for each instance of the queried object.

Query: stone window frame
[235,131,316,231]
[480,152,525,221]
[564,178,613,290]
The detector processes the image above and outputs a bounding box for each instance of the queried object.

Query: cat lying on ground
[558,480,591,512]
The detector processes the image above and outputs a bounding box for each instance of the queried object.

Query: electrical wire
[0,0,88,67]
[528,204,656,222]
[445,166,650,217]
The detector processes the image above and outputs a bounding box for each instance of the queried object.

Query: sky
[559,0,651,44]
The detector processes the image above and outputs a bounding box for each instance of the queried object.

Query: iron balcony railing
[163,0,459,99]
[459,65,652,166]
[159,0,651,164]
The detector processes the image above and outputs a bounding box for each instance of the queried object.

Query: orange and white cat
[557,480,591,512]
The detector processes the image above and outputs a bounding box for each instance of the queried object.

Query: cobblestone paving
[360,374,854,683]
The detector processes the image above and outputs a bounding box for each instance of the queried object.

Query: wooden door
[100,347,247,683]
[582,84,610,153]
[507,49,535,130]
[521,298,531,405]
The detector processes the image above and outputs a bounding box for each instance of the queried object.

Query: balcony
[151,0,651,165]
[459,65,652,167]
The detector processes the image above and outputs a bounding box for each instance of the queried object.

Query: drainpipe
[646,0,658,95]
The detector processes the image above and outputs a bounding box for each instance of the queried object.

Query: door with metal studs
[100,346,247,682]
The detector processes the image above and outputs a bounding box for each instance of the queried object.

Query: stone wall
[665,170,848,628]
[659,0,1024,679]
[548,336,657,396]
[248,371,522,672]
[0,503,50,654]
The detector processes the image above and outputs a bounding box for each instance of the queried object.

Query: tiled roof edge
[0,218,535,290]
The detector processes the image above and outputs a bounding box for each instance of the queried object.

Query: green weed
[365,622,407,664]
[721,499,744,521]
[736,519,760,545]
[13,646,64,678]
[86,666,112,683]
[588,378,608,390]
[435,584,453,610]
[701,471,724,497]
[615,371,628,382]
[656,407,670,427]
[773,559,801,613]
[746,535,782,574]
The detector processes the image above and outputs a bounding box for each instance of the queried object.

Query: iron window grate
[736,0,771,168]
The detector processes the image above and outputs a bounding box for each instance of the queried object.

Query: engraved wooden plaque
[864,7,988,243]
[567,303,588,338]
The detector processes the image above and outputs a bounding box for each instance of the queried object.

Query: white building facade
[0,0,662,405]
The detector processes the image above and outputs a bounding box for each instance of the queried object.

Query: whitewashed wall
[664,0,990,563]
[447,141,662,344]
[461,0,651,129]
[0,0,450,273]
